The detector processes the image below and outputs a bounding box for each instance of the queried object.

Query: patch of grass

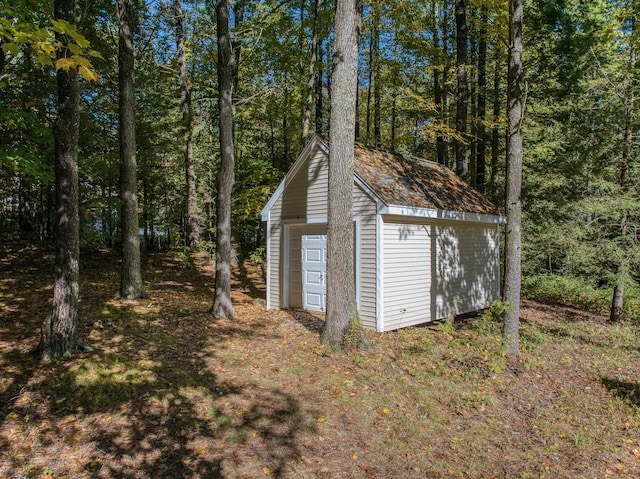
[56,354,158,411]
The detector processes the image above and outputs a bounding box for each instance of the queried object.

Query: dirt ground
[1,245,639,478]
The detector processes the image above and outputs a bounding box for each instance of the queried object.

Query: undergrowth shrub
[522,274,640,322]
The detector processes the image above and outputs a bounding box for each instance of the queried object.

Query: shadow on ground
[0,246,317,478]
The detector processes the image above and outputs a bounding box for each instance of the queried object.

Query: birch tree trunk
[118,0,144,299]
[503,0,524,360]
[321,0,365,351]
[40,0,80,360]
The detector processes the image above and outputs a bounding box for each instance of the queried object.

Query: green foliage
[0,14,102,82]
[342,314,366,351]
[481,299,513,323]
[522,274,640,321]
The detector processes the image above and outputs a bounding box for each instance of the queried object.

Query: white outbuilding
[261,136,505,332]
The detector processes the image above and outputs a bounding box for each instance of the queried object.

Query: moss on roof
[353,144,498,216]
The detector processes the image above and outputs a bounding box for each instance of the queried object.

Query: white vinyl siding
[265,147,378,329]
[280,149,328,220]
[434,223,500,319]
[382,220,431,330]
[266,197,283,309]
[353,184,377,329]
[265,141,502,331]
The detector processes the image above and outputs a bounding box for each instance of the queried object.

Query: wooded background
[1,0,639,319]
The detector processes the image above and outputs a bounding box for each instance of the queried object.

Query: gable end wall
[266,149,378,329]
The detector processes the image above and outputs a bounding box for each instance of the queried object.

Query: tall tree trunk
[283,79,290,165]
[433,0,445,165]
[469,11,477,185]
[365,28,373,146]
[321,0,364,351]
[491,48,501,200]
[503,0,524,360]
[372,3,381,148]
[442,0,451,168]
[302,0,319,139]
[173,0,199,247]
[476,5,488,193]
[609,13,636,323]
[390,89,397,152]
[455,0,468,180]
[609,108,633,322]
[212,0,238,319]
[118,0,144,299]
[315,37,324,136]
[40,0,80,360]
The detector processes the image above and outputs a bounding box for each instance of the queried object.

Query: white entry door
[301,234,327,311]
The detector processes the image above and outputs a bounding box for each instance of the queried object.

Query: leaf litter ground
[1,245,639,478]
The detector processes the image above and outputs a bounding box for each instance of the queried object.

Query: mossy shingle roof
[353,145,498,216]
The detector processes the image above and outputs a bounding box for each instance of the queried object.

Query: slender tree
[118,0,144,299]
[503,0,524,360]
[211,0,240,319]
[455,0,468,180]
[321,0,365,351]
[302,0,319,139]
[609,5,637,322]
[372,2,381,148]
[433,0,446,165]
[476,4,488,193]
[173,0,199,247]
[40,0,80,360]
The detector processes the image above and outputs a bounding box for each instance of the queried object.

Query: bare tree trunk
[118,0,144,299]
[302,0,319,139]
[609,12,636,322]
[476,5,488,193]
[315,36,324,136]
[365,28,373,146]
[433,0,445,165]
[503,0,524,360]
[455,0,468,180]
[321,0,365,351]
[40,0,80,360]
[212,0,238,319]
[372,3,381,148]
[609,107,633,322]
[442,0,451,168]
[173,0,199,247]
[491,48,501,200]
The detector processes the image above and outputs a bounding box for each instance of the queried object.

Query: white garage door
[301,234,327,311]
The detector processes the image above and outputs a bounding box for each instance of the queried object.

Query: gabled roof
[262,136,503,223]
[354,145,498,216]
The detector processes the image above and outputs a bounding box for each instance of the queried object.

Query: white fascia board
[261,136,329,221]
[380,204,506,224]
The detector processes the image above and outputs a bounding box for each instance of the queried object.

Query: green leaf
[68,43,82,55]
[36,52,53,67]
[2,42,20,55]
[67,29,90,49]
